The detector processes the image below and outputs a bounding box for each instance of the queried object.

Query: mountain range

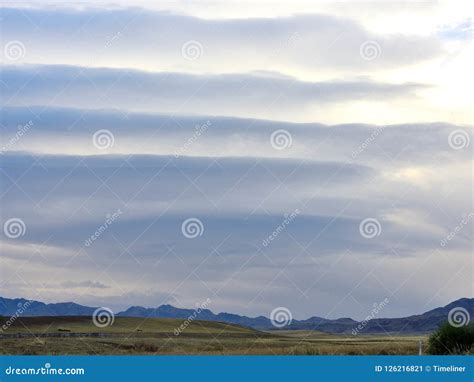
[1,296,472,334]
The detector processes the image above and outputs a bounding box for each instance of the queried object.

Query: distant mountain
[0,297,97,317]
[1,296,472,334]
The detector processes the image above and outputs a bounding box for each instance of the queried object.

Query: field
[0,316,427,355]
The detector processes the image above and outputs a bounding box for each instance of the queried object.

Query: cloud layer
[0,2,472,319]
[0,7,443,73]
[1,65,428,123]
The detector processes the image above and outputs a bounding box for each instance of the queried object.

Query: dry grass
[0,316,427,355]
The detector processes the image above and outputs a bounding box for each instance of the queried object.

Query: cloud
[0,2,470,319]
[0,65,428,122]
[437,18,474,41]
[1,148,470,316]
[1,106,470,166]
[0,7,443,74]
[60,280,109,289]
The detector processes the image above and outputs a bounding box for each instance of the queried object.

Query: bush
[428,323,474,355]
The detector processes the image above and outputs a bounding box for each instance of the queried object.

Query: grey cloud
[0,7,443,73]
[0,65,427,120]
[60,280,109,289]
[1,106,470,166]
[1,150,470,317]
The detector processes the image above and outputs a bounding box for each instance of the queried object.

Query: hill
[0,315,425,355]
[1,296,472,334]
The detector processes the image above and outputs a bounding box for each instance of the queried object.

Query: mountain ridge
[1,296,472,334]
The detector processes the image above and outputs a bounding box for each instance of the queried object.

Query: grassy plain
[0,316,427,355]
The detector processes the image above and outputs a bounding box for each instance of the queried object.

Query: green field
[0,316,427,355]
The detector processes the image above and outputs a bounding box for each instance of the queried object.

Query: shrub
[428,323,474,355]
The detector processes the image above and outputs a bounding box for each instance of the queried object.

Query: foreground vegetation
[0,316,427,355]
[428,323,474,355]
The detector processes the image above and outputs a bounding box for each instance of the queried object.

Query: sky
[0,0,472,321]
